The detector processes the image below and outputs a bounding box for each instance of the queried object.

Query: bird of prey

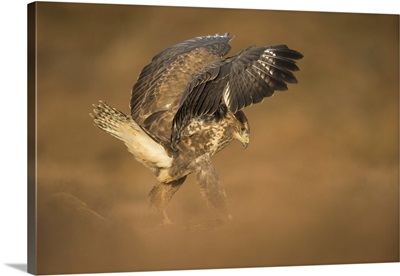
[91,33,303,224]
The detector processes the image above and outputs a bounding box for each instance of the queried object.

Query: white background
[1,0,398,275]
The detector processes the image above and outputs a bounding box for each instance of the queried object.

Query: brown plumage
[91,33,303,224]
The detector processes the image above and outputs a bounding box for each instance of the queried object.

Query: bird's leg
[148,176,187,224]
[194,155,232,221]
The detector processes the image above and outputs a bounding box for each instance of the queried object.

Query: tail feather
[91,101,173,169]
[91,101,131,141]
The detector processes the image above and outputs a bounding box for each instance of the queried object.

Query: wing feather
[130,33,233,145]
[171,45,303,145]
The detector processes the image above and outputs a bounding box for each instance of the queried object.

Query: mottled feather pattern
[181,115,232,156]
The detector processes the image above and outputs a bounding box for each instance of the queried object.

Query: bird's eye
[241,125,246,132]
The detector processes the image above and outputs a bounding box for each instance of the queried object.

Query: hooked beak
[235,132,249,149]
[242,136,249,149]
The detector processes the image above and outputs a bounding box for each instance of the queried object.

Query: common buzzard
[91,33,303,224]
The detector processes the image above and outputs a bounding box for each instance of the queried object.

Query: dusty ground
[32,3,398,274]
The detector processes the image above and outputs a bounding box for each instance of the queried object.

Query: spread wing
[130,33,233,146]
[171,45,303,143]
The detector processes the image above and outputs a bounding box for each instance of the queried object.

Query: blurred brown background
[33,2,399,274]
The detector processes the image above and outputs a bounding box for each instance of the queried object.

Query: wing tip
[209,32,234,42]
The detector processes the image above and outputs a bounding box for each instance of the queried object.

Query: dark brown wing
[130,33,232,146]
[171,45,303,144]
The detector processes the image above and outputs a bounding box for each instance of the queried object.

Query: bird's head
[233,110,250,149]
